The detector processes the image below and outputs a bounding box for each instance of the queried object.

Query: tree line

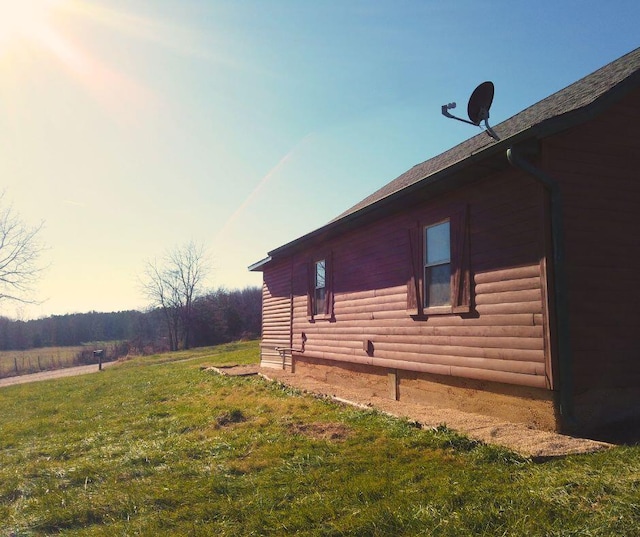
[0,287,262,353]
[0,194,262,357]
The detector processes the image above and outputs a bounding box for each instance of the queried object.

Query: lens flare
[0,0,61,51]
[0,0,166,119]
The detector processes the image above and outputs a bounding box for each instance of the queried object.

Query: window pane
[425,263,451,307]
[314,259,326,315]
[315,260,326,289]
[315,287,326,315]
[426,222,450,265]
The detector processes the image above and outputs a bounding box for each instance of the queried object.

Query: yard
[1,340,639,536]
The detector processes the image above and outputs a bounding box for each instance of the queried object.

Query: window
[424,221,451,307]
[307,253,333,320]
[314,259,326,316]
[407,205,471,316]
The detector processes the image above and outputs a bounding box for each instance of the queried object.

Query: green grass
[1,340,640,536]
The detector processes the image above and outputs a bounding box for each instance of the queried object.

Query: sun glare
[0,0,173,120]
[0,0,60,50]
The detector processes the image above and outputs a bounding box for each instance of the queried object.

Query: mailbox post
[93,350,104,371]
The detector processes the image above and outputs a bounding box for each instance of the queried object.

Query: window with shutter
[308,253,334,321]
[407,205,471,316]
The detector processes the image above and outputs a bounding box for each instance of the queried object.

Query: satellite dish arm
[477,108,500,141]
[483,120,499,141]
[441,102,501,141]
[441,103,477,126]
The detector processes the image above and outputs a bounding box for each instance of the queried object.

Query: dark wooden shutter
[451,205,471,313]
[306,261,314,318]
[407,226,423,315]
[325,252,334,317]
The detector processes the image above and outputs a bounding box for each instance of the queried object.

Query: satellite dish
[467,81,494,125]
[441,81,500,141]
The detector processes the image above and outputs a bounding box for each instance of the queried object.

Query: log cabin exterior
[250,48,640,433]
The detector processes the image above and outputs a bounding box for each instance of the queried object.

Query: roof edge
[248,256,272,272]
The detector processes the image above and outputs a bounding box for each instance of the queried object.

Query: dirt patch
[216,409,247,427]
[288,422,352,442]
[256,368,612,460]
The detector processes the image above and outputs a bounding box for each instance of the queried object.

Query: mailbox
[93,350,104,370]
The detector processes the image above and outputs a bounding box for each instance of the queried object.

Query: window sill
[308,313,334,323]
[424,305,453,315]
[410,304,471,320]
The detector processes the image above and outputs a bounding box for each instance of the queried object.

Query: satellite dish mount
[441,81,500,141]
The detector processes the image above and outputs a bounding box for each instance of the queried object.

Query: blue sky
[0,0,638,318]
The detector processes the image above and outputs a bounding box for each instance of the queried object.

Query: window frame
[313,258,327,316]
[307,253,334,321]
[407,204,471,317]
[423,219,452,309]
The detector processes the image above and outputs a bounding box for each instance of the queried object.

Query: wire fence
[0,342,130,379]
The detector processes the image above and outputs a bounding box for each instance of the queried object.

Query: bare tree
[140,241,209,351]
[0,193,45,305]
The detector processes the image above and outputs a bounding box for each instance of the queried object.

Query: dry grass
[2,340,640,536]
[0,346,85,378]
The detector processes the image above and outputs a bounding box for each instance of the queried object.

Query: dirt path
[0,361,117,388]
[211,365,612,460]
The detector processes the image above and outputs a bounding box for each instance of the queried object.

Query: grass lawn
[1,340,640,536]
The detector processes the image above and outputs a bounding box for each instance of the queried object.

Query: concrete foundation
[294,355,561,432]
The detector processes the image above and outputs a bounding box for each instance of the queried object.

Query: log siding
[278,169,553,389]
[260,260,293,369]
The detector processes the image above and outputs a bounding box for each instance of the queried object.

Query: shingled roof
[251,47,640,267]
[334,46,640,222]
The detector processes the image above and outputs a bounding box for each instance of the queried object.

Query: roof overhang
[248,256,272,272]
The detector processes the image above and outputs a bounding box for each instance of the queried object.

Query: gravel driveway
[0,361,117,388]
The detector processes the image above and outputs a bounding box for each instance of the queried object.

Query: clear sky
[0,0,638,319]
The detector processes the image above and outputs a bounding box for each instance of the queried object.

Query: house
[249,48,640,434]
